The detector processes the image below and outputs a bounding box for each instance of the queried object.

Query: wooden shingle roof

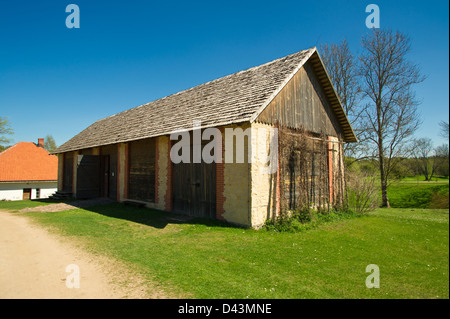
[55,47,356,153]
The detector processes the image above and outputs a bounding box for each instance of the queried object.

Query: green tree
[0,116,14,151]
[44,134,58,152]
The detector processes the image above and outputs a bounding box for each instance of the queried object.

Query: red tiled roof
[0,142,58,182]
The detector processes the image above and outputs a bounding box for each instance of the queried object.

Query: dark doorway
[76,154,118,200]
[100,145,118,201]
[63,153,73,193]
[100,155,117,200]
[76,155,101,199]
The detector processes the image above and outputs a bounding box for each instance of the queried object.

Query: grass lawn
[0,198,75,210]
[1,201,448,299]
[400,175,449,183]
[388,182,449,209]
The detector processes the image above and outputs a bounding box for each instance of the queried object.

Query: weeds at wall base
[263,207,364,233]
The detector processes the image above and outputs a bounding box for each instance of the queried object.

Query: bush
[264,208,362,233]
[429,193,449,209]
[346,171,379,213]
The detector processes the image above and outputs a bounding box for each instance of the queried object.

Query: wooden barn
[53,47,356,228]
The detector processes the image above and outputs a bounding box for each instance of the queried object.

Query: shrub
[346,171,379,213]
[264,207,362,233]
[429,193,449,209]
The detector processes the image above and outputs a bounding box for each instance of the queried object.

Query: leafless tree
[409,137,436,181]
[434,143,449,177]
[320,40,368,163]
[358,29,425,207]
[439,121,449,139]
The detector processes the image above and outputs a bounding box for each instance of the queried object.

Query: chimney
[38,138,44,148]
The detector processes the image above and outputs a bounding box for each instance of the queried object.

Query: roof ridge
[0,142,24,157]
[250,47,317,122]
[0,141,58,182]
[96,48,314,124]
[0,142,48,157]
[54,47,328,153]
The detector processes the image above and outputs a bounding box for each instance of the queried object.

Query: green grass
[0,199,72,210]
[400,175,449,183]
[388,183,449,209]
[2,201,448,299]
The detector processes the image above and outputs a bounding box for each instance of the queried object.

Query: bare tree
[409,138,434,181]
[319,40,368,164]
[439,121,449,139]
[434,143,449,177]
[320,40,360,120]
[358,29,425,207]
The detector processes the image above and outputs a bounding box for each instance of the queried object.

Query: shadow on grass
[78,202,239,230]
[1,198,241,230]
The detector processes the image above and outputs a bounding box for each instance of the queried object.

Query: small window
[36,188,41,199]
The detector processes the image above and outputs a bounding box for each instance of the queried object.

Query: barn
[53,47,356,228]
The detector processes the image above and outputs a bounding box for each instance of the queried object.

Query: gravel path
[0,209,169,299]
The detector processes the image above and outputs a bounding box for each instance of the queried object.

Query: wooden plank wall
[76,155,101,199]
[257,61,344,139]
[172,134,217,218]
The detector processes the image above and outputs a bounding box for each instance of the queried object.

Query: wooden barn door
[108,155,117,200]
[101,155,117,200]
[63,153,73,193]
[76,155,101,199]
[172,141,216,218]
[22,188,31,200]
[100,145,118,200]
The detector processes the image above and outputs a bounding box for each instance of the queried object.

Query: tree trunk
[377,123,390,208]
[378,154,390,208]
[380,175,390,208]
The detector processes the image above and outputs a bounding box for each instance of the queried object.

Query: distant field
[400,176,449,183]
[388,182,449,209]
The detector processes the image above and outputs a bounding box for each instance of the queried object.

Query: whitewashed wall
[0,182,57,201]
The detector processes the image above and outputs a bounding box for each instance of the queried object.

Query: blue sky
[0,0,448,148]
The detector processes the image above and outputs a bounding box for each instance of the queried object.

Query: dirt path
[0,210,168,299]
[18,198,115,213]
